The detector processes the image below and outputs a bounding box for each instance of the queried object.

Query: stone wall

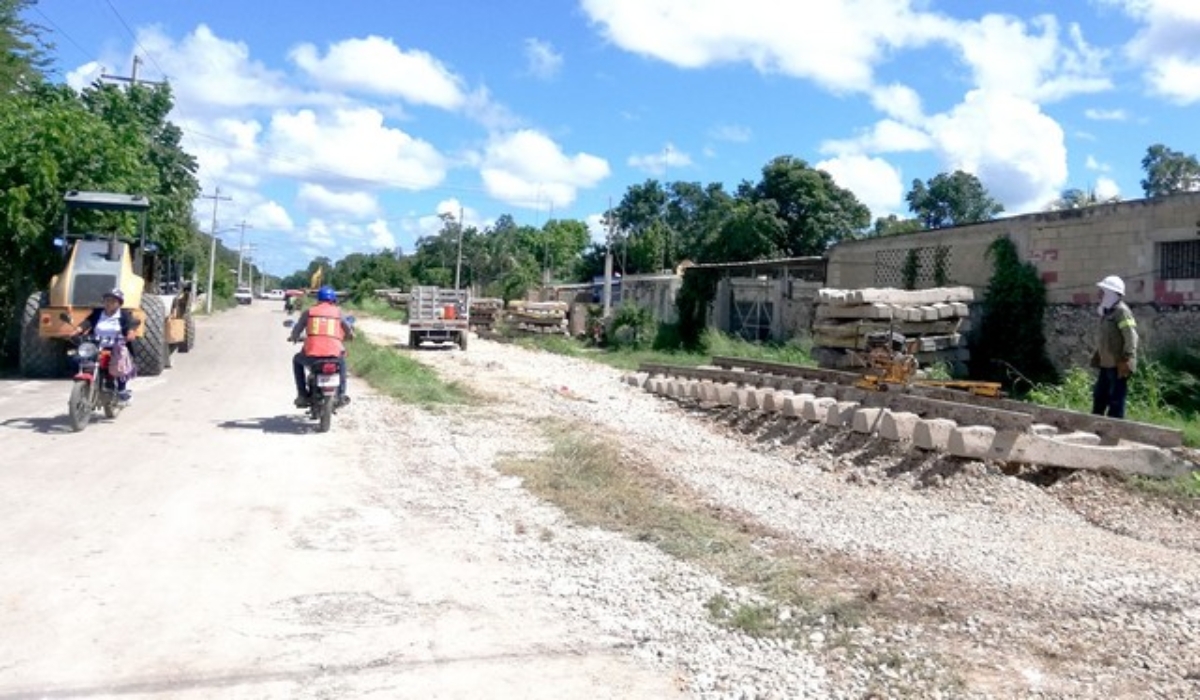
[826,191,1200,306]
[1043,304,1200,372]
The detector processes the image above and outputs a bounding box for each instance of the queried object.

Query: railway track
[630,356,1196,479]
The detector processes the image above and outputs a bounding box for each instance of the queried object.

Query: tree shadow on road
[1,415,80,434]
[217,415,312,435]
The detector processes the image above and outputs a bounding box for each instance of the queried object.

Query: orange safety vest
[303,303,345,357]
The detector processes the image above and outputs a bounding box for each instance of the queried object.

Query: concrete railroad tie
[633,375,1194,478]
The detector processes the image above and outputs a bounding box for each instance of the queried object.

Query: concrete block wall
[826,192,1200,306]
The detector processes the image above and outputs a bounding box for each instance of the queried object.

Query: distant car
[234,286,254,305]
[264,289,285,301]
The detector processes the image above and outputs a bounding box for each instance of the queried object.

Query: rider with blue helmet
[288,285,355,407]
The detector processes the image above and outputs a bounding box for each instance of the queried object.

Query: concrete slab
[948,425,998,459]
[824,401,860,427]
[716,384,738,407]
[802,397,838,422]
[879,411,920,442]
[761,389,791,413]
[781,393,814,418]
[989,432,1194,477]
[735,388,757,410]
[913,418,958,451]
[850,407,884,434]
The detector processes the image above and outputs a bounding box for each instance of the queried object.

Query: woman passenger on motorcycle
[75,288,140,402]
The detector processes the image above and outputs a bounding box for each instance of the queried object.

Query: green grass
[510,327,814,372]
[499,424,873,635]
[344,297,408,323]
[1026,365,1200,447]
[345,333,473,406]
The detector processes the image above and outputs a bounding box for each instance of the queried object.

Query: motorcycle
[63,322,128,432]
[300,353,344,433]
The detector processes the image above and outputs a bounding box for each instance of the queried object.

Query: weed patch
[346,333,473,406]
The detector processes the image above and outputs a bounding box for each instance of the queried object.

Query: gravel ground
[354,319,1200,699]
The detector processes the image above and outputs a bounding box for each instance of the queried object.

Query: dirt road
[0,304,682,699]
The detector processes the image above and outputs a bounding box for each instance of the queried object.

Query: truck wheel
[458,332,468,351]
[20,291,66,378]
[409,332,419,349]
[133,295,169,376]
[180,313,196,353]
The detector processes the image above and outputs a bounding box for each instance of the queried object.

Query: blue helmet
[317,286,337,303]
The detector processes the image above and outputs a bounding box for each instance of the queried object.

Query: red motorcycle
[66,334,127,432]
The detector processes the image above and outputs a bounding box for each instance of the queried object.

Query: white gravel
[351,319,1200,699]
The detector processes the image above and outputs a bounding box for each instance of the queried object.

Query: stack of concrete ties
[620,369,1193,479]
[469,298,503,333]
[812,286,974,374]
[506,300,569,335]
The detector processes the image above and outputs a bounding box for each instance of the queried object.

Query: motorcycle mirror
[58,312,72,324]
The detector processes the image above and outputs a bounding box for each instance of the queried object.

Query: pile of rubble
[506,300,569,335]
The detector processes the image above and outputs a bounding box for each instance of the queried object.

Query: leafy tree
[0,0,52,95]
[1140,144,1200,197]
[702,199,783,262]
[750,155,870,255]
[873,214,922,236]
[973,236,1057,387]
[1045,187,1120,211]
[906,170,1003,229]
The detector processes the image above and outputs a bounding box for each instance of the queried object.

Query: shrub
[607,303,656,350]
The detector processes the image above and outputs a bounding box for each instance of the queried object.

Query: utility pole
[603,198,615,318]
[101,55,164,88]
[454,205,465,290]
[235,220,250,286]
[201,188,232,314]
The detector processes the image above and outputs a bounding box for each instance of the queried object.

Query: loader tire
[133,295,169,376]
[180,313,196,353]
[19,292,66,378]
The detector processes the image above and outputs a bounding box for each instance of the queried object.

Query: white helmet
[1097,275,1125,295]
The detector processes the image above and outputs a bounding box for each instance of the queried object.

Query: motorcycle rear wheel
[68,381,92,432]
[317,397,333,433]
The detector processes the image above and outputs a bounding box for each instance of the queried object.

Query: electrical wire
[100,0,168,78]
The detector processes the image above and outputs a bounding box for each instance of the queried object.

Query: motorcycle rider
[289,285,354,408]
[74,288,139,402]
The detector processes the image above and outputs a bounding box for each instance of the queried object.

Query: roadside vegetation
[499,423,959,691]
[344,333,473,407]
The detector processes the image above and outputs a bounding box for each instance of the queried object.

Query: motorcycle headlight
[76,342,99,360]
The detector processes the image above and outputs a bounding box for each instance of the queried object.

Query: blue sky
[29,0,1200,277]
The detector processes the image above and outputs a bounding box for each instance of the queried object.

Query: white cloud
[1095,176,1121,200]
[1084,107,1128,121]
[264,108,447,190]
[524,39,564,80]
[581,0,951,92]
[953,14,1110,102]
[249,201,295,232]
[586,213,609,244]
[708,124,752,142]
[366,219,396,249]
[869,83,925,123]
[66,61,104,91]
[1110,0,1200,103]
[820,119,931,156]
[1085,155,1111,172]
[480,130,611,209]
[297,183,379,218]
[136,25,309,113]
[815,154,905,217]
[926,90,1067,212]
[289,36,467,109]
[628,144,694,175]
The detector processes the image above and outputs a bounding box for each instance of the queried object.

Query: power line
[32,7,94,63]
[100,0,168,79]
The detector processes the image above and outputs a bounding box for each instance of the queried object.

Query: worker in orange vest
[289,285,355,407]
